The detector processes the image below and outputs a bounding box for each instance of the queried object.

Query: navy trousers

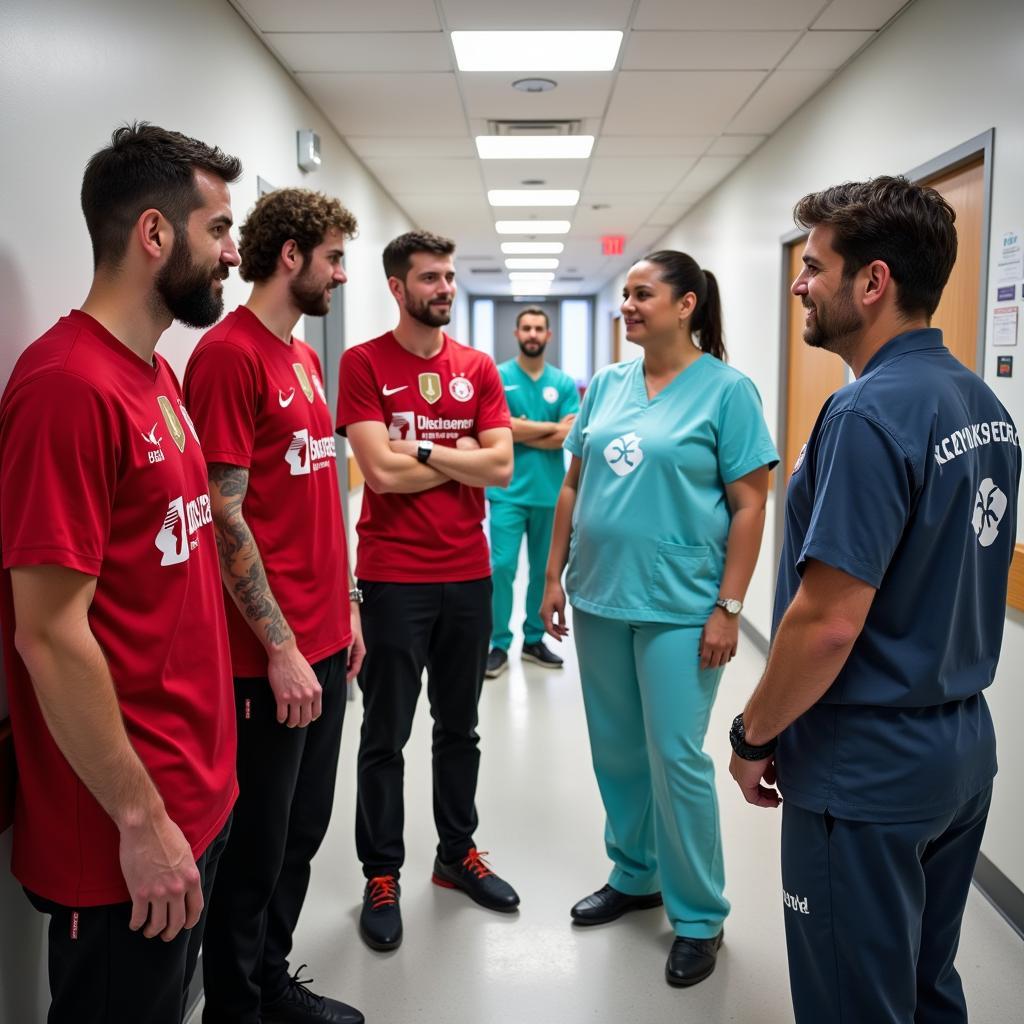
[781,785,992,1024]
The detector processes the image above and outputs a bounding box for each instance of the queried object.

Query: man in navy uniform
[729,176,1020,1024]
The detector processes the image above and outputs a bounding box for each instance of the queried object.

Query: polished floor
[190,596,1024,1023]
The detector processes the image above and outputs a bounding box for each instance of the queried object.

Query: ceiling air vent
[487,120,583,137]
[469,267,503,274]
[558,275,584,282]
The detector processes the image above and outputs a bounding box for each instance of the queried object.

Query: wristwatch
[715,597,743,615]
[729,713,777,760]
[416,440,435,464]
[348,587,363,604]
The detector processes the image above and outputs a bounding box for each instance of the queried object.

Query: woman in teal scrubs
[541,250,778,988]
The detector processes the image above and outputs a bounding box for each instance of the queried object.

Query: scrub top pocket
[648,540,719,618]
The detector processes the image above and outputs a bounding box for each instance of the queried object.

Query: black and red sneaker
[431,848,520,912]
[359,874,402,951]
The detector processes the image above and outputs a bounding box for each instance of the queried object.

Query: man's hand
[699,607,739,669]
[729,752,781,809]
[540,579,570,640]
[347,604,366,680]
[267,642,322,727]
[119,811,203,941]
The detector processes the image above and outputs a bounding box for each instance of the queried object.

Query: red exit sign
[601,235,625,256]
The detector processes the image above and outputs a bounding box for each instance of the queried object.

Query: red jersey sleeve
[1,373,117,576]
[475,355,512,433]
[336,344,384,433]
[184,342,259,468]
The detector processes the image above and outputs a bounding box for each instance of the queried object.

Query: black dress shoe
[359,875,402,951]
[431,848,520,912]
[262,965,364,1023]
[665,930,724,987]
[570,884,663,926]
[521,641,564,668]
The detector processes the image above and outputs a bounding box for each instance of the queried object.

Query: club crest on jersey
[449,375,474,402]
[313,372,328,404]
[543,385,559,404]
[388,411,416,441]
[157,396,187,453]
[793,443,807,474]
[419,373,442,404]
[178,401,201,444]
[293,363,315,403]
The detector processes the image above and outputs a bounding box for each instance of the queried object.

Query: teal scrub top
[564,355,779,624]
[487,360,580,508]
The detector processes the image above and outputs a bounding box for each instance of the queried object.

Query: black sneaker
[521,641,563,669]
[262,965,364,1023]
[359,874,402,951]
[484,647,508,678]
[431,848,520,912]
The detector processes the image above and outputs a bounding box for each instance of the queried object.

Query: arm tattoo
[208,463,292,648]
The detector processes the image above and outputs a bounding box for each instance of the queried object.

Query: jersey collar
[863,328,944,375]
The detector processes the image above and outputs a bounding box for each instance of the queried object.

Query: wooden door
[611,314,622,363]
[783,239,847,481]
[923,156,984,371]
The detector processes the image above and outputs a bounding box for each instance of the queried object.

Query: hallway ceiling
[229,0,911,297]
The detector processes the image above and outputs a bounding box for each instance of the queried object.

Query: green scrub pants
[573,607,729,938]
[489,501,554,651]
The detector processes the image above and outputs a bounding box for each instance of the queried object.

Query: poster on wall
[992,306,1019,347]
[996,229,1022,284]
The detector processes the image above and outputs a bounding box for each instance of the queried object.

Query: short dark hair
[793,175,957,318]
[516,306,549,329]
[382,230,455,282]
[81,122,242,270]
[239,188,358,283]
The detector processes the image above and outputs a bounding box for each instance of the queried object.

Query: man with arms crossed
[485,306,578,678]
[184,188,364,1024]
[729,176,1021,1024]
[0,123,240,1024]
[337,231,519,952]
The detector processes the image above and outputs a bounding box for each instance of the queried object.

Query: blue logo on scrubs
[603,431,644,477]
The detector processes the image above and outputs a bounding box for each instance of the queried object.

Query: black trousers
[356,578,491,877]
[202,649,349,1024]
[782,784,992,1024]
[25,816,230,1024]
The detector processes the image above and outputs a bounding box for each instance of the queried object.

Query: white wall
[0,1,415,1017]
[645,0,1024,895]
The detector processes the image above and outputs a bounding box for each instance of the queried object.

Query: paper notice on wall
[993,305,1019,347]
[996,230,1022,284]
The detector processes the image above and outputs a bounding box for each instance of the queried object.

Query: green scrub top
[487,359,580,508]
[564,355,779,624]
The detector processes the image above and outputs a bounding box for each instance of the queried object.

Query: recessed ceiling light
[501,242,564,255]
[511,283,553,295]
[512,78,557,93]
[496,220,571,235]
[509,272,556,281]
[488,189,579,207]
[505,258,559,270]
[452,31,622,72]
[476,136,594,160]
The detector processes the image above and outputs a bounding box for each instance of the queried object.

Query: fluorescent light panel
[496,220,570,235]
[505,258,559,270]
[501,242,564,255]
[488,189,579,207]
[452,31,622,72]
[509,272,555,281]
[511,285,552,296]
[476,136,594,161]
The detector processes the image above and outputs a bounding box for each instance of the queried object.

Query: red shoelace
[462,848,495,879]
[367,875,398,908]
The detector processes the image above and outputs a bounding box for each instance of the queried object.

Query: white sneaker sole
[484,660,509,678]
[521,651,563,669]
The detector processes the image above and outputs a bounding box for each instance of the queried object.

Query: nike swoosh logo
[279,388,296,407]
[503,385,519,391]
[382,384,408,396]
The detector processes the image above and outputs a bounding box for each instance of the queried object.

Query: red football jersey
[0,311,236,907]
[185,307,352,677]
[336,332,510,582]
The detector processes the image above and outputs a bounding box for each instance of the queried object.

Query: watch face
[724,599,742,615]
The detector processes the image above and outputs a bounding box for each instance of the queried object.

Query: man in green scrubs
[485,307,579,677]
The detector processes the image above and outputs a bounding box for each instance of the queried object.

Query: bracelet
[729,713,777,761]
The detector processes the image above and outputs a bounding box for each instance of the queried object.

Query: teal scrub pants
[489,501,554,651]
[573,608,729,938]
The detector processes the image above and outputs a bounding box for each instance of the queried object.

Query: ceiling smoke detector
[512,78,558,93]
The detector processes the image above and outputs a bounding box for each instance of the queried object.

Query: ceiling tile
[440,0,634,29]
[778,30,874,69]
[234,0,441,32]
[346,137,475,159]
[674,155,744,191]
[265,32,452,73]
[665,185,712,205]
[468,117,603,137]
[364,157,482,194]
[634,0,825,31]
[622,30,800,70]
[392,195,494,238]
[706,134,766,156]
[603,71,765,135]
[459,72,614,120]
[584,156,697,193]
[295,73,465,137]
[480,160,589,190]
[727,68,832,133]
[813,0,910,30]
[572,204,660,235]
[594,136,713,157]
[645,202,692,227]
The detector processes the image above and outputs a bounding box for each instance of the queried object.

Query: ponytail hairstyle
[640,250,727,362]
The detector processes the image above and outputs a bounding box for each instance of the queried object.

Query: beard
[405,294,451,328]
[291,263,335,317]
[803,277,863,355]
[155,234,226,329]
[517,339,546,357]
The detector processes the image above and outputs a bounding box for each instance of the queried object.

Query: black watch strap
[729,713,778,760]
